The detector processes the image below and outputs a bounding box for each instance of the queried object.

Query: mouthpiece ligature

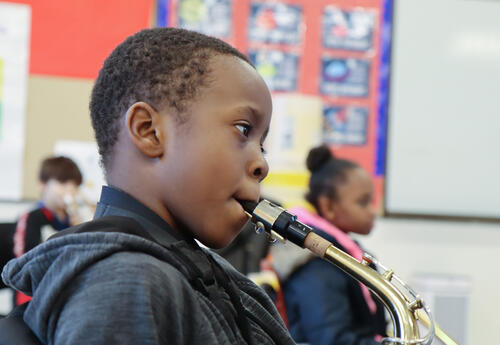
[242,199,313,247]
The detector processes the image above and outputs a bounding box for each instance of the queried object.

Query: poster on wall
[264,94,322,173]
[248,2,303,45]
[322,6,375,51]
[158,0,391,209]
[177,0,232,38]
[320,57,370,97]
[261,94,322,207]
[0,3,31,200]
[323,105,368,145]
[249,49,299,91]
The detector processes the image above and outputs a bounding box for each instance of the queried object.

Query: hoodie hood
[2,231,174,342]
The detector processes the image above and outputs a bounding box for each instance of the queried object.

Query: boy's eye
[235,124,251,137]
[261,145,267,154]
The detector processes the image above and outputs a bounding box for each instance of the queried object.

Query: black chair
[0,303,42,345]
[0,223,44,344]
[1,222,16,320]
[0,223,15,289]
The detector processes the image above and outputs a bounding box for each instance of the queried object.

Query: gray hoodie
[2,230,294,345]
[2,186,295,345]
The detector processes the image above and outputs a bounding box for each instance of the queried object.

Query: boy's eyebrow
[246,106,270,143]
[235,106,268,128]
[234,105,261,120]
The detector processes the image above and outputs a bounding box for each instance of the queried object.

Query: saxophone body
[243,199,456,345]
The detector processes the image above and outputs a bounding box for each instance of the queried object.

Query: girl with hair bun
[270,144,387,345]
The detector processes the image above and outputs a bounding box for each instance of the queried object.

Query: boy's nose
[250,154,269,182]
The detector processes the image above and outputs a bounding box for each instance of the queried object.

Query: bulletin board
[159,0,393,209]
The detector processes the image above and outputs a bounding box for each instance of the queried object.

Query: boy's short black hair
[39,156,83,185]
[90,27,252,169]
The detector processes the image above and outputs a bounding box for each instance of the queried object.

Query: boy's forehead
[155,54,256,108]
[153,54,271,126]
[206,55,271,103]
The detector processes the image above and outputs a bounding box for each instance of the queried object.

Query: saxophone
[243,199,458,345]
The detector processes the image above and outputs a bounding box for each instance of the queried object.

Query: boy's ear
[125,102,164,158]
[317,195,336,222]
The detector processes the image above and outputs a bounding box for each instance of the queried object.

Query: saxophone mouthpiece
[241,200,258,214]
[243,199,313,248]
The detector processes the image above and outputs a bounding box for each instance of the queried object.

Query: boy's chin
[197,229,241,249]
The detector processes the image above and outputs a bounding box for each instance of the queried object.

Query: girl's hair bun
[306,144,335,172]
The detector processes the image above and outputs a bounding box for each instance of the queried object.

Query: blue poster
[248,2,303,45]
[249,49,299,92]
[323,105,368,145]
[177,0,232,38]
[322,6,375,51]
[320,58,370,97]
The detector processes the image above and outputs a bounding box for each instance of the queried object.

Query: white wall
[386,0,500,219]
[0,200,34,222]
[380,1,500,342]
[357,217,500,345]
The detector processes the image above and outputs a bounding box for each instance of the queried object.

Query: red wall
[3,0,153,79]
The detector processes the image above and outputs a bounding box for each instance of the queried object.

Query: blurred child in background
[270,144,387,345]
[12,155,82,305]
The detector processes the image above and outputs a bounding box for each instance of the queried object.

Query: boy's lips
[234,197,258,217]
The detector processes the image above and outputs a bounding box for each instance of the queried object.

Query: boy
[12,156,82,306]
[2,28,294,345]
[13,156,83,258]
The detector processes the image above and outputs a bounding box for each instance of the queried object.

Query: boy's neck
[106,178,180,235]
[105,134,183,239]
